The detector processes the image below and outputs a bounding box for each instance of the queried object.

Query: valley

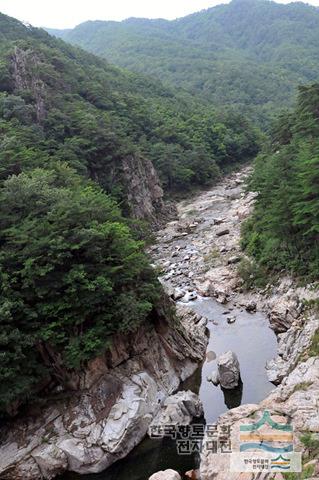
[0,2,318,480]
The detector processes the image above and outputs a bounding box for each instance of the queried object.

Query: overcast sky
[0,0,318,29]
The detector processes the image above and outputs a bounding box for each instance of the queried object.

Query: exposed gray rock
[226,188,242,200]
[227,316,236,324]
[213,218,224,225]
[217,351,240,389]
[12,47,46,123]
[200,357,319,480]
[266,314,318,384]
[121,154,177,227]
[180,291,198,303]
[149,469,181,480]
[227,256,241,265]
[172,288,185,301]
[148,391,203,433]
[0,306,208,480]
[245,301,257,313]
[216,228,230,237]
[207,370,220,386]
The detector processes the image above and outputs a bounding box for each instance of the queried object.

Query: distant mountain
[48,0,319,126]
[0,11,259,200]
[0,11,261,414]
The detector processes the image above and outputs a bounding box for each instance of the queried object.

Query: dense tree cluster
[0,13,260,196]
[0,165,159,412]
[50,0,319,127]
[241,84,319,280]
[0,12,260,413]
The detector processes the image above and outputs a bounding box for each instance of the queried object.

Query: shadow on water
[222,380,243,410]
[59,435,200,480]
[60,297,277,480]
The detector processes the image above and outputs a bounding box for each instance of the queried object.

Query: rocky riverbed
[149,166,319,480]
[1,166,318,480]
[0,304,209,480]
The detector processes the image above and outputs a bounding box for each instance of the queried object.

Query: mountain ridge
[46,0,319,125]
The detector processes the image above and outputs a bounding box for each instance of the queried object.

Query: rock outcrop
[11,46,46,123]
[149,469,181,480]
[0,305,208,480]
[148,391,203,433]
[217,351,241,390]
[121,154,177,227]
[10,48,176,228]
[149,165,319,480]
[200,357,319,480]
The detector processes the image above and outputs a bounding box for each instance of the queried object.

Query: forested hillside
[0,12,260,414]
[49,0,319,126]
[242,84,319,280]
[0,14,260,197]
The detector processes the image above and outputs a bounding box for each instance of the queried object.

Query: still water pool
[60,298,277,480]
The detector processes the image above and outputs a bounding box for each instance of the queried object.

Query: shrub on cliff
[0,164,159,413]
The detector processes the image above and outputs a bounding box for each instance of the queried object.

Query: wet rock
[227,256,241,265]
[217,351,240,389]
[227,316,236,324]
[206,351,217,362]
[180,291,197,303]
[216,228,230,237]
[149,391,203,432]
[201,357,319,480]
[245,301,257,313]
[207,370,220,386]
[0,306,209,480]
[149,470,181,480]
[172,288,185,301]
[185,469,200,479]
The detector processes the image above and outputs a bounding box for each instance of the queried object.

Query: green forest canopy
[0,11,260,414]
[242,84,319,281]
[48,0,319,127]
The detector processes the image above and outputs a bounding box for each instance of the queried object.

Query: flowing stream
[61,167,278,480]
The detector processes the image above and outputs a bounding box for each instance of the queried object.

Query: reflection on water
[60,297,278,480]
[190,298,277,423]
[222,380,243,409]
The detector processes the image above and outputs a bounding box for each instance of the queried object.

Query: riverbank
[1,165,317,480]
[149,165,319,480]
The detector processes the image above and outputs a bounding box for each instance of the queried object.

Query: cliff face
[11,47,47,124]
[121,154,176,226]
[0,305,208,480]
[9,47,175,227]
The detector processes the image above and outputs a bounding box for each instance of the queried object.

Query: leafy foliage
[49,0,319,127]
[241,84,319,280]
[0,12,260,197]
[0,10,260,414]
[0,164,159,411]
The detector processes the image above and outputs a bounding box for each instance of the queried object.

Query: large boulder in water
[217,351,241,389]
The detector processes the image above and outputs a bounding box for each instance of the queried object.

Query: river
[60,166,278,480]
